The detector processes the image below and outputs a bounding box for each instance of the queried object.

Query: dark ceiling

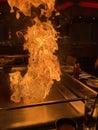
[55,0,98,17]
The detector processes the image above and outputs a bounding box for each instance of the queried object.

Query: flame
[8,0,55,16]
[8,0,61,104]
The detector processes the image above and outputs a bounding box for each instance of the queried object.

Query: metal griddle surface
[0,75,66,109]
[0,81,83,130]
[0,70,85,130]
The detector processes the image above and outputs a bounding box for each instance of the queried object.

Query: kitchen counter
[0,66,97,130]
[0,101,83,130]
[0,83,84,130]
[61,66,97,98]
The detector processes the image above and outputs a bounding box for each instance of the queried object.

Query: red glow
[56,2,73,11]
[78,2,98,9]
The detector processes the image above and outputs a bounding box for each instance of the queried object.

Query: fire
[8,0,61,104]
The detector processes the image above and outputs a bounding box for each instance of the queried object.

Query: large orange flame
[8,0,61,104]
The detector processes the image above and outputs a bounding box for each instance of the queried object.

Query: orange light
[8,0,61,104]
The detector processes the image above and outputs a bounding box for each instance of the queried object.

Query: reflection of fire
[8,0,61,104]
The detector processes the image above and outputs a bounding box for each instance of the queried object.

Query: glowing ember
[8,0,61,104]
